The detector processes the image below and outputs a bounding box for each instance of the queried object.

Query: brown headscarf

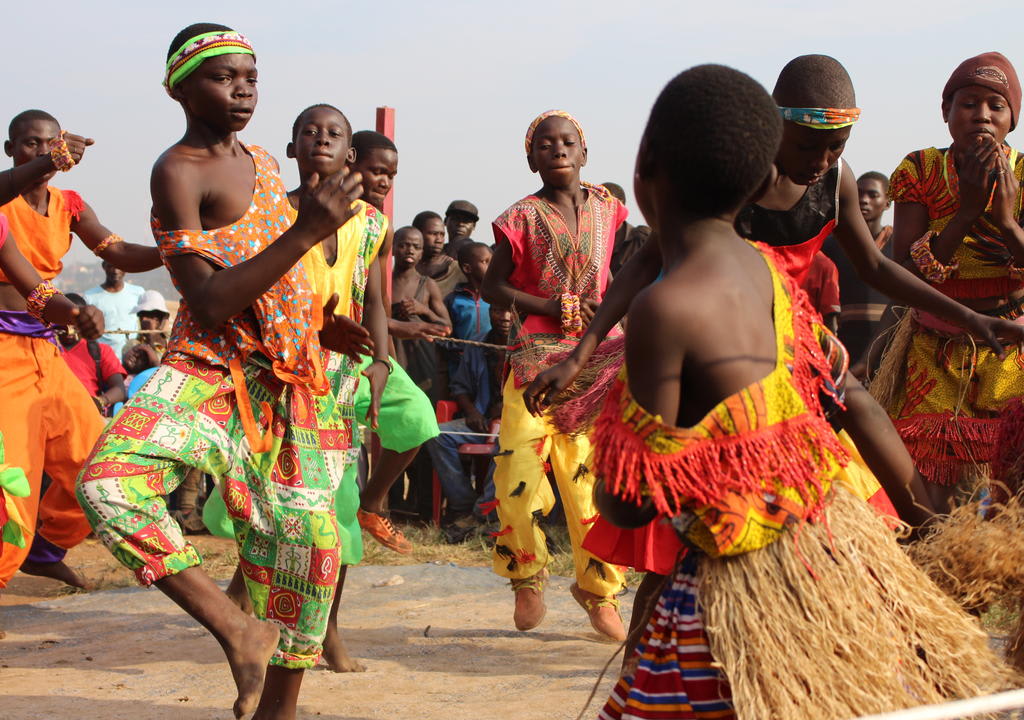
[942,52,1021,130]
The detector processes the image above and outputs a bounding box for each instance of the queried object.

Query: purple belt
[0,309,58,345]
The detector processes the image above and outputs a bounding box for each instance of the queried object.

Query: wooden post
[370,106,396,472]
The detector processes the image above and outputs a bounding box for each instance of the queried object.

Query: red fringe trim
[994,399,1024,493]
[894,413,1001,486]
[933,276,1024,299]
[60,189,84,222]
[550,335,626,435]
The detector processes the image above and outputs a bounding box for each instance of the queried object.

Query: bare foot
[321,625,366,673]
[226,566,254,615]
[19,560,90,590]
[226,616,280,719]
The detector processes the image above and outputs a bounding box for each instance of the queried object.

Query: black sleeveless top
[736,163,840,248]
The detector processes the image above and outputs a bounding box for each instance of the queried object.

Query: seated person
[59,292,127,417]
[121,289,171,375]
[426,305,510,526]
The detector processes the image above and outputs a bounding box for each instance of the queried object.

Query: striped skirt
[599,554,734,719]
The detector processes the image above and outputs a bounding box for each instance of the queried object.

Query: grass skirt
[699,487,1017,718]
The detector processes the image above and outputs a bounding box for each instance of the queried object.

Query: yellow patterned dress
[880,145,1024,486]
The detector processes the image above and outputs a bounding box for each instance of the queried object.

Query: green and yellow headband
[778,106,861,130]
[164,30,255,90]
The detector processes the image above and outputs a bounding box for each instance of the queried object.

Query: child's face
[528,116,587,185]
[445,212,476,242]
[173,54,258,133]
[489,306,513,336]
[857,178,890,224]
[944,85,1013,147]
[462,246,492,282]
[289,107,353,177]
[351,147,398,211]
[394,230,424,267]
[420,218,446,257]
[5,119,60,178]
[775,122,850,186]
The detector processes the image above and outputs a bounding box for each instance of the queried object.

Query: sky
[3,0,1023,267]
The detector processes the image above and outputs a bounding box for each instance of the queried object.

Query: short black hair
[457,241,491,266]
[167,23,233,61]
[412,210,442,231]
[640,64,781,216]
[64,293,86,307]
[291,103,351,142]
[9,109,59,141]
[352,130,397,159]
[773,54,856,108]
[394,226,421,243]
[858,170,889,191]
[601,182,626,204]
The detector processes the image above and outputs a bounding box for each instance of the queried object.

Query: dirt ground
[0,538,628,719]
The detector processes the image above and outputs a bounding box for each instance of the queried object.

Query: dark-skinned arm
[72,203,162,272]
[524,234,663,413]
[98,372,128,408]
[481,240,559,319]
[0,133,93,207]
[0,225,104,336]
[359,255,390,429]
[834,162,1024,354]
[154,159,362,329]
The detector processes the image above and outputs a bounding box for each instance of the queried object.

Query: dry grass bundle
[908,490,1024,614]
[699,488,1017,720]
[867,307,914,413]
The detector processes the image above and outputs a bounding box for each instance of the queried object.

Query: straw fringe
[699,488,1018,720]
[550,335,626,436]
[867,307,915,413]
[908,488,1024,614]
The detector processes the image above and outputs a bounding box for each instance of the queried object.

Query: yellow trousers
[491,376,625,597]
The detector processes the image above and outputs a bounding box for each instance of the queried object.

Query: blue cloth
[83,283,146,358]
[127,366,159,398]
[449,330,503,415]
[444,284,490,378]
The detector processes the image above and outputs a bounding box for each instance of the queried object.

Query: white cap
[133,289,170,315]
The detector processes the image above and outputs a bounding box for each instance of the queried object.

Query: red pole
[375,107,395,301]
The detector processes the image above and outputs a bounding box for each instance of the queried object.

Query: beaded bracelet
[560,292,582,336]
[48,132,75,172]
[25,280,60,323]
[910,231,959,284]
[92,233,124,256]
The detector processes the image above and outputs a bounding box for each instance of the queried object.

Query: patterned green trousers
[76,354,356,669]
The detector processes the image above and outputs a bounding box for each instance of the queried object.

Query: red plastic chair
[431,401,500,526]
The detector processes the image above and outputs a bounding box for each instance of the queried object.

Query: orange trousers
[0,333,102,587]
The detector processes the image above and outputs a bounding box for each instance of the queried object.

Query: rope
[852,688,1024,720]
[434,336,509,350]
[437,430,498,438]
[97,329,167,336]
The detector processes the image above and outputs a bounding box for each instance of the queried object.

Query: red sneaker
[357,509,413,554]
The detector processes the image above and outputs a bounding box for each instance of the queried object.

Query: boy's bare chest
[199,157,257,230]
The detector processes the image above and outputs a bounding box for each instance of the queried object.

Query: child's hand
[296,169,363,238]
[955,134,1000,220]
[60,133,95,167]
[464,408,488,433]
[319,294,373,361]
[524,355,583,416]
[992,151,1021,234]
[581,298,599,326]
[361,360,390,429]
[72,305,104,340]
[389,320,450,340]
[964,311,1024,358]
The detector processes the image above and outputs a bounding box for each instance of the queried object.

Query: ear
[345,147,356,164]
[3,140,12,158]
[526,153,537,174]
[748,163,779,205]
[579,146,588,169]
[286,141,296,159]
[941,100,951,124]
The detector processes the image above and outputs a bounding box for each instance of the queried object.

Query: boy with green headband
[76,22,366,719]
